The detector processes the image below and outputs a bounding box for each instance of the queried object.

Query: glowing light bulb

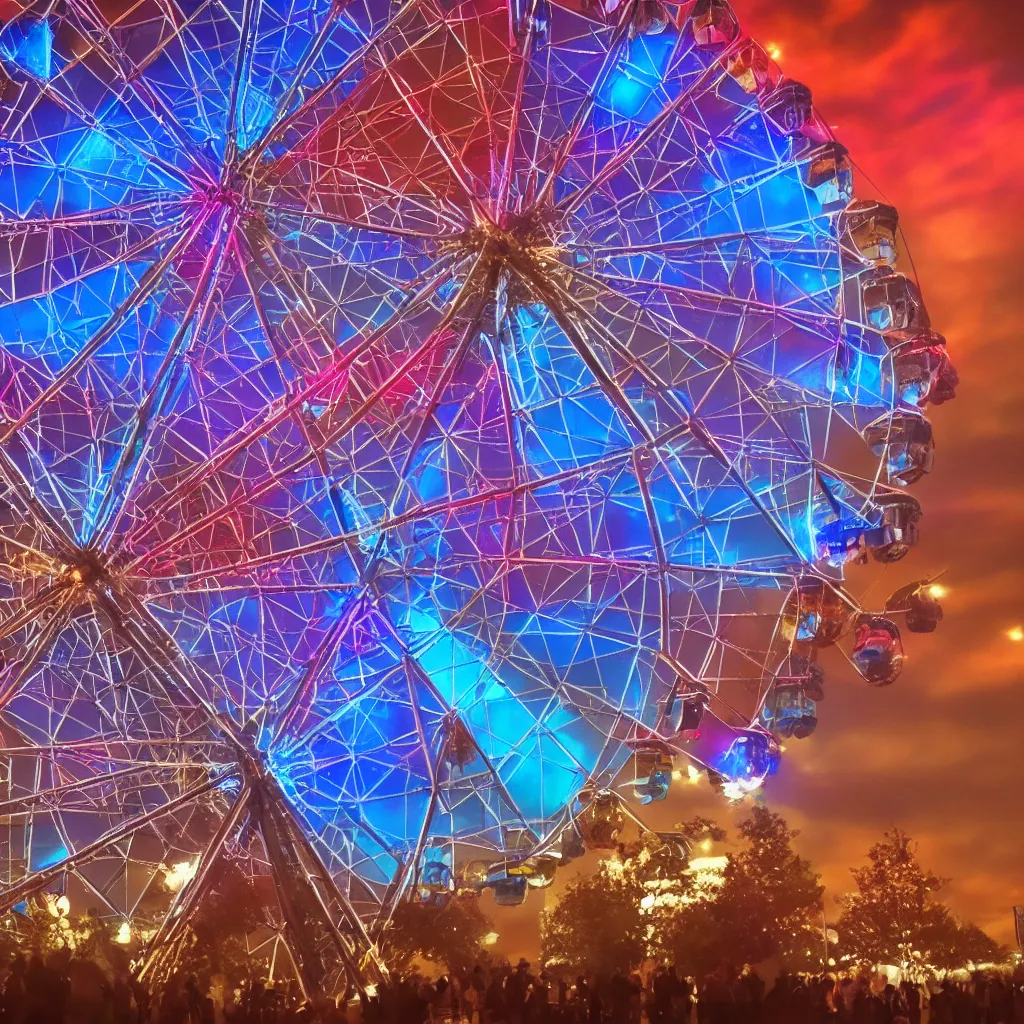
[163,860,198,892]
[1008,626,1024,643]
[927,584,948,599]
[482,931,499,947]
[700,839,712,852]
[766,43,783,60]
[115,921,131,944]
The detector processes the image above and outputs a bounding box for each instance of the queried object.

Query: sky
[728,0,1024,948]
[489,0,1024,960]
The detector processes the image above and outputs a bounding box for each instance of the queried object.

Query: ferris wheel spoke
[538,297,657,444]
[137,781,252,982]
[1,220,188,308]
[482,332,523,565]
[93,589,246,750]
[248,220,407,346]
[492,0,540,218]
[272,589,383,742]
[0,152,185,202]
[359,308,487,581]
[0,767,235,915]
[0,212,205,449]
[581,266,841,332]
[561,266,839,477]
[119,259,458,566]
[0,199,181,238]
[60,0,217,182]
[400,661,441,895]
[554,40,746,220]
[236,1,344,165]
[0,739,233,760]
[324,165,469,233]
[631,445,671,652]
[371,57,488,218]
[252,198,452,242]
[568,266,865,416]
[435,552,789,581]
[223,0,261,166]
[545,279,809,561]
[529,8,634,209]
[274,659,406,757]
[0,585,64,646]
[229,232,331,420]
[440,9,513,212]
[241,0,436,170]
[0,762,209,818]
[577,219,830,258]
[0,591,75,713]
[392,642,539,843]
[87,209,230,549]
[8,60,198,192]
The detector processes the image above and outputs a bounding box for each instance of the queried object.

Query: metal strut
[244,760,382,999]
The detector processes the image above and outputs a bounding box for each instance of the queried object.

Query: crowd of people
[361,962,1024,1024]
[0,951,1021,1024]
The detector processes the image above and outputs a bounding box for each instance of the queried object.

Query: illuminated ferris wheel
[0,0,955,994]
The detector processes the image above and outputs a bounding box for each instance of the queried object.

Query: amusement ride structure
[0,0,957,995]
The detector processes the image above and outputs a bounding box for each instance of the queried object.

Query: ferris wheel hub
[450,207,570,317]
[60,551,109,590]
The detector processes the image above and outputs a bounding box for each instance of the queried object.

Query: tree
[658,806,824,973]
[541,826,701,974]
[933,919,1009,970]
[541,859,648,974]
[722,806,825,971]
[382,897,494,975]
[836,829,1006,970]
[174,857,275,988]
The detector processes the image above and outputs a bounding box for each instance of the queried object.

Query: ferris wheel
[0,0,955,994]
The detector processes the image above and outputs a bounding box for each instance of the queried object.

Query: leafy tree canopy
[383,897,494,975]
[836,829,1008,970]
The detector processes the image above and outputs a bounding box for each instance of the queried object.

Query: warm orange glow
[736,0,1024,952]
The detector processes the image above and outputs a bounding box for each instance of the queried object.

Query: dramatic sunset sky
[493,0,1024,959]
[738,0,1024,947]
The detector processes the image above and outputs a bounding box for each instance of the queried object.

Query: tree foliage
[541,858,649,975]
[542,809,825,975]
[541,825,700,974]
[836,829,1007,970]
[658,806,824,973]
[174,858,274,988]
[934,920,1007,970]
[382,897,494,975]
